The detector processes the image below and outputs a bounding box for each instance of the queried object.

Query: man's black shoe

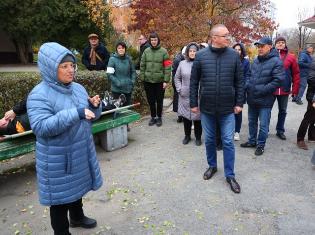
[276,133,286,140]
[203,167,217,180]
[182,136,191,145]
[226,177,241,193]
[240,142,256,148]
[195,139,202,146]
[148,118,156,126]
[70,216,97,228]
[156,117,162,127]
[255,146,264,156]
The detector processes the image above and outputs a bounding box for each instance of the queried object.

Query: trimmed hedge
[0,71,148,117]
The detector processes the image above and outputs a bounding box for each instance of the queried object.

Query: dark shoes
[148,118,156,126]
[276,133,286,140]
[297,140,308,150]
[70,216,97,229]
[156,117,162,127]
[177,116,183,123]
[296,100,303,105]
[255,146,264,156]
[226,177,241,193]
[182,136,191,145]
[203,167,217,180]
[195,139,202,146]
[240,142,256,148]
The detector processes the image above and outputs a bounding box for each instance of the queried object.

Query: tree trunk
[13,39,30,64]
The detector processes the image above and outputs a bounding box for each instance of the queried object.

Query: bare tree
[297,8,313,50]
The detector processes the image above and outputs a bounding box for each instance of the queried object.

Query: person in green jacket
[106,41,136,105]
[140,32,172,127]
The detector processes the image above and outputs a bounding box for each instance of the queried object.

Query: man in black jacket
[82,33,110,71]
[240,37,284,155]
[190,24,244,193]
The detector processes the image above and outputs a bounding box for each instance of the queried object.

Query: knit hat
[60,54,75,64]
[275,36,286,44]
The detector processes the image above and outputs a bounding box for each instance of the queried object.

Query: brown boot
[297,140,308,150]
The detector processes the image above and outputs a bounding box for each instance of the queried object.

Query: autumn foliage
[129,0,277,54]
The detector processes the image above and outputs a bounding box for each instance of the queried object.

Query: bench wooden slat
[0,110,140,161]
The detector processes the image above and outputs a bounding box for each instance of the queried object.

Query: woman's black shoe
[177,116,183,123]
[195,139,202,146]
[182,136,191,145]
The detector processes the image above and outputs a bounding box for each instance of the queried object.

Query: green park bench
[0,109,141,161]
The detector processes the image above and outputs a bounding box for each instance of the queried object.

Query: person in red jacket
[272,36,300,140]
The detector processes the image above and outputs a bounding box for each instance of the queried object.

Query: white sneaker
[191,124,194,130]
[234,132,240,141]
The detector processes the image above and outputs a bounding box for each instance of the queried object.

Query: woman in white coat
[175,42,202,146]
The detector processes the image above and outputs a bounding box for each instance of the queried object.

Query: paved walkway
[0,100,314,235]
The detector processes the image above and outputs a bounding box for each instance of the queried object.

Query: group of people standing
[5,26,313,234]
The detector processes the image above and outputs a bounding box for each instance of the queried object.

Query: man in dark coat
[190,24,244,193]
[296,45,313,104]
[82,33,110,71]
[241,37,284,155]
[136,34,150,70]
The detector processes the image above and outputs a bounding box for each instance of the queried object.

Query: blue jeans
[297,75,308,100]
[201,112,235,178]
[248,106,272,147]
[235,112,242,133]
[273,95,288,134]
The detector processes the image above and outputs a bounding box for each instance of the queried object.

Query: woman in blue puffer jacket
[27,42,103,235]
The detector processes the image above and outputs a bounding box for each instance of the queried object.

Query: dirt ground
[0,100,314,235]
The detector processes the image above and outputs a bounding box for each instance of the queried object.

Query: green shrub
[0,71,149,117]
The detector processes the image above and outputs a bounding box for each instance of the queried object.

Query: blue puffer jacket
[27,42,103,206]
[246,48,285,108]
[298,50,313,79]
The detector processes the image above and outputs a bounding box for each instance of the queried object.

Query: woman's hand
[163,82,167,89]
[313,102,315,109]
[88,95,100,107]
[85,109,96,120]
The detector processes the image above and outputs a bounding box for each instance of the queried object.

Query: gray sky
[271,0,315,29]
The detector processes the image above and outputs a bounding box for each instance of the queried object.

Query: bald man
[190,24,244,193]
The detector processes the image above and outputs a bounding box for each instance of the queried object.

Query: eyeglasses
[214,34,232,40]
[58,63,77,72]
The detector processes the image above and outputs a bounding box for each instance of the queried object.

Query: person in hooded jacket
[140,32,172,127]
[232,43,251,141]
[106,41,136,105]
[272,36,300,140]
[240,37,284,156]
[27,42,103,235]
[175,42,202,146]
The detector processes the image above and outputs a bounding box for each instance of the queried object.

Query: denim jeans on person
[273,95,289,134]
[247,106,272,147]
[297,75,308,101]
[201,112,235,178]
